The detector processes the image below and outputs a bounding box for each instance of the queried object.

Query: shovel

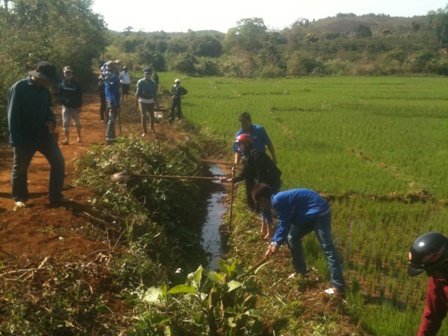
[111,170,223,183]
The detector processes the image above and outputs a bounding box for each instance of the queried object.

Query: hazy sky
[91,0,448,33]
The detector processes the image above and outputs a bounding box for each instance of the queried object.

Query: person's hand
[265,243,278,258]
[220,177,232,183]
[45,121,55,132]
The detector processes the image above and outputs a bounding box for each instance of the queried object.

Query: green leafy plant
[131,259,269,336]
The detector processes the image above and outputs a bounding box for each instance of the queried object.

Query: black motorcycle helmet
[408,232,448,277]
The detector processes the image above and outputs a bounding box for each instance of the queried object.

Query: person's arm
[265,197,292,257]
[45,90,56,132]
[233,130,243,170]
[233,152,241,170]
[7,85,24,146]
[418,277,448,336]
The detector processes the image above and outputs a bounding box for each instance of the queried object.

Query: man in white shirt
[119,66,131,101]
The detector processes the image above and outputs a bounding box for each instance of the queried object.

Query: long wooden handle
[228,169,236,230]
[132,173,221,181]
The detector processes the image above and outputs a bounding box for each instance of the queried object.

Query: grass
[155,74,448,335]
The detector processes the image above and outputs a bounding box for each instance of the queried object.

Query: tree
[428,6,448,48]
[224,18,268,53]
[194,35,222,58]
[0,0,107,80]
[354,25,372,38]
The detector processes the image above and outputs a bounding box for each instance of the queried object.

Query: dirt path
[0,91,173,265]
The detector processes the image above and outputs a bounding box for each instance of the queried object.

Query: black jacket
[233,148,281,187]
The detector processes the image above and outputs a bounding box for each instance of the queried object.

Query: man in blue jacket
[101,61,121,143]
[252,183,345,295]
[7,61,68,207]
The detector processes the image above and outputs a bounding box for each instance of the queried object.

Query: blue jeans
[106,102,118,141]
[287,211,345,291]
[11,134,65,203]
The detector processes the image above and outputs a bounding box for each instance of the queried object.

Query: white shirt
[119,71,131,84]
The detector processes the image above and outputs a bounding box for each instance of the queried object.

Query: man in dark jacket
[408,232,448,335]
[233,112,277,212]
[223,133,281,239]
[169,79,188,123]
[7,61,68,207]
[56,66,83,144]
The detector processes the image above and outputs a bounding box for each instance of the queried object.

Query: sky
[91,0,448,33]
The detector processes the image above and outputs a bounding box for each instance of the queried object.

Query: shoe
[106,138,115,143]
[62,139,69,145]
[50,197,71,205]
[77,137,83,143]
[14,201,26,210]
[324,287,345,296]
[141,133,146,137]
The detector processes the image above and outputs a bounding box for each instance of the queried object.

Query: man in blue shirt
[7,61,68,207]
[136,68,158,136]
[252,183,345,295]
[233,112,277,212]
[102,61,121,143]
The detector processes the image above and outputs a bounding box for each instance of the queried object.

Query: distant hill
[306,14,427,36]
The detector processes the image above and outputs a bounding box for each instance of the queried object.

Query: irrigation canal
[201,164,228,270]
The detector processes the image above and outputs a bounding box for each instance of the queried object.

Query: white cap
[174,79,180,83]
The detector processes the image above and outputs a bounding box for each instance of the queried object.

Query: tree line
[106,9,448,78]
[2,1,448,137]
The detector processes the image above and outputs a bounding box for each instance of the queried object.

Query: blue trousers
[11,135,65,203]
[287,211,345,291]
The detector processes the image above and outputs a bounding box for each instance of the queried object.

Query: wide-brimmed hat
[29,61,57,81]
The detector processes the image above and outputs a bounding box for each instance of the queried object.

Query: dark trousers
[11,135,65,203]
[99,93,107,121]
[170,98,182,121]
[245,177,259,212]
[139,102,155,132]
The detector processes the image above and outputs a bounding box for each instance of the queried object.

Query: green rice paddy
[159,73,448,335]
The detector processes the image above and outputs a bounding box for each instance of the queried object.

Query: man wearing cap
[169,79,188,124]
[408,232,448,335]
[7,61,68,207]
[135,68,158,136]
[102,60,121,143]
[56,66,83,145]
[252,183,345,296]
[119,66,131,102]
